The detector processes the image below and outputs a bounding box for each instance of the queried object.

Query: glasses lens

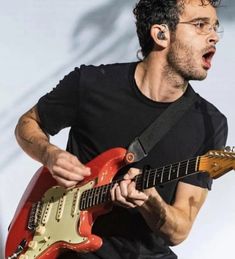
[216,24,224,38]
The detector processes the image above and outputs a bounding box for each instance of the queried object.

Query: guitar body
[6,146,235,259]
[5,147,127,259]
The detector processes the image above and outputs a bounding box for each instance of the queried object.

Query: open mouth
[202,49,216,69]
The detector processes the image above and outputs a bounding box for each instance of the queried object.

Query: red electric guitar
[5,147,235,259]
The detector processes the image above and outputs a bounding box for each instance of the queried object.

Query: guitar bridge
[28,201,43,231]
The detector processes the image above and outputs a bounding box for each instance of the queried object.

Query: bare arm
[139,181,207,245]
[15,106,90,187]
[111,168,208,246]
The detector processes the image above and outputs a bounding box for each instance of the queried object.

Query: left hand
[110,168,149,208]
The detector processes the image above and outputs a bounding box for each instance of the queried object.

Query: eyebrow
[189,17,220,26]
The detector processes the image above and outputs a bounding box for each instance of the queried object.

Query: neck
[135,54,188,102]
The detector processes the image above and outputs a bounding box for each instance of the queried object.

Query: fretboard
[79,156,200,210]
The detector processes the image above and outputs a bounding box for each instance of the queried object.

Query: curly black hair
[133,0,221,58]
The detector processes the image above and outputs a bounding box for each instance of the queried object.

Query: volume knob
[28,240,38,250]
[36,225,46,235]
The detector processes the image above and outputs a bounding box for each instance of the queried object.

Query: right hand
[45,148,91,188]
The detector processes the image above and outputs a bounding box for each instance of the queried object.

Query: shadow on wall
[1,1,137,257]
[70,0,138,64]
[0,0,234,172]
[0,0,138,172]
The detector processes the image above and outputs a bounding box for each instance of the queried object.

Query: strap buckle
[125,138,148,164]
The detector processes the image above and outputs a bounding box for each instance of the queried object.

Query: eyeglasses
[178,19,224,38]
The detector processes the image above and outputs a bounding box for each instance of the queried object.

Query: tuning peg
[224,146,231,152]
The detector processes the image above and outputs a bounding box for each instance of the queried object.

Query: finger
[115,186,136,208]
[110,183,118,201]
[53,151,91,172]
[129,182,148,199]
[124,168,141,180]
[119,179,146,202]
[119,179,131,197]
[56,157,91,176]
[68,155,91,172]
[52,175,78,188]
[51,165,86,182]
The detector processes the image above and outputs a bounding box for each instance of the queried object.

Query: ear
[150,24,170,49]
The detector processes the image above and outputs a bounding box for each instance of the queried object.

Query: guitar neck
[79,156,200,210]
[136,157,200,190]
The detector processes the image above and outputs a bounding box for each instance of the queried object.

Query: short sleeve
[180,115,228,190]
[37,67,80,136]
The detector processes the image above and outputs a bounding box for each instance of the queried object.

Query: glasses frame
[178,19,224,38]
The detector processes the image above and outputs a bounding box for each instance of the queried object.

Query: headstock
[198,146,235,179]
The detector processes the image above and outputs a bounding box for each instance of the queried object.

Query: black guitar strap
[125,85,199,163]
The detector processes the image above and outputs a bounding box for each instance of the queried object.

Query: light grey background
[0,1,234,258]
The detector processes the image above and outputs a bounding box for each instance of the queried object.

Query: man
[15,0,228,258]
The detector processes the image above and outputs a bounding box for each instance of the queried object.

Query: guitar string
[80,155,230,209]
[80,157,200,209]
[81,154,232,209]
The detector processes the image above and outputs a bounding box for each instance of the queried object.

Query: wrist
[139,194,167,230]
[41,144,60,167]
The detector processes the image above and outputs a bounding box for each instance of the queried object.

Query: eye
[193,20,206,29]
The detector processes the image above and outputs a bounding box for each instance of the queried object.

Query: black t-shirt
[37,62,228,259]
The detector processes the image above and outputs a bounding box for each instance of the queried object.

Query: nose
[207,29,220,44]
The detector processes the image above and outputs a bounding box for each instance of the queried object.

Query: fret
[106,183,112,202]
[145,169,152,189]
[80,191,87,210]
[153,169,157,186]
[88,189,93,208]
[156,169,162,185]
[150,159,198,186]
[90,188,95,207]
[79,157,200,211]
[178,162,184,178]
[88,190,92,208]
[151,168,161,186]
[92,187,97,206]
[97,186,102,204]
[188,160,194,175]
[188,159,196,175]
[176,162,180,178]
[84,191,89,210]
[170,163,179,180]
[168,164,172,181]
[142,173,147,190]
[100,186,106,204]
[185,160,189,175]
[93,187,99,206]
[101,184,110,203]
[195,156,200,171]
[160,167,164,183]
[96,187,102,205]
[163,166,171,183]
[94,188,99,206]
[87,189,92,208]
